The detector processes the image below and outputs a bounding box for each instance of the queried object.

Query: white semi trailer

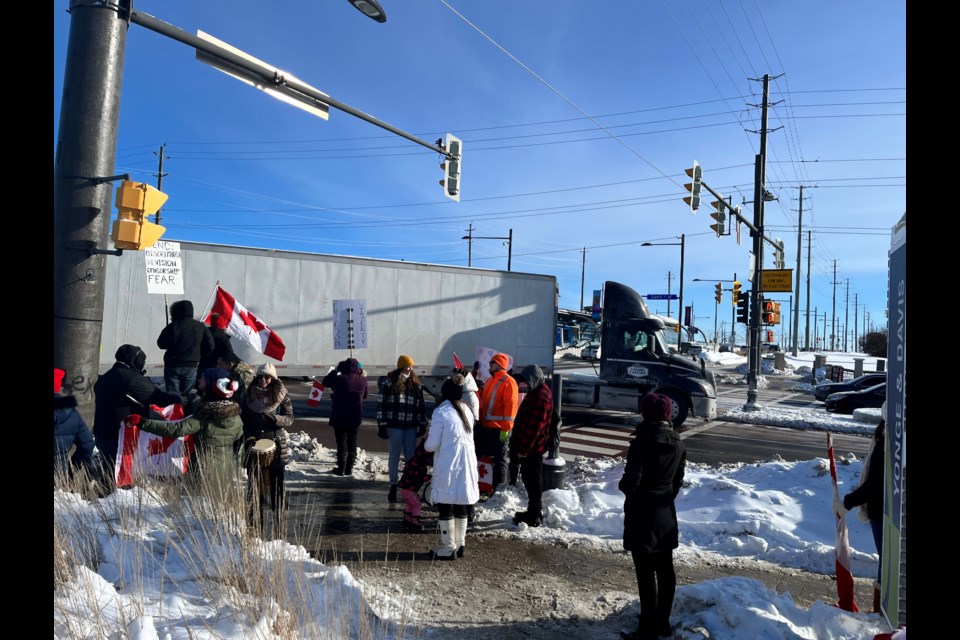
[101,241,558,389]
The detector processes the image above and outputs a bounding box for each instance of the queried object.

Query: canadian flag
[477,456,495,495]
[827,433,859,613]
[207,285,286,361]
[453,352,464,369]
[115,404,195,488]
[306,380,324,408]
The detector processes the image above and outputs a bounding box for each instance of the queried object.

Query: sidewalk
[278,458,875,636]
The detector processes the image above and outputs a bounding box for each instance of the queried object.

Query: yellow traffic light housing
[111,180,168,250]
[760,299,782,325]
[731,280,741,306]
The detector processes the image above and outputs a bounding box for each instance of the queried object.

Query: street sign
[646,294,678,300]
[760,269,794,292]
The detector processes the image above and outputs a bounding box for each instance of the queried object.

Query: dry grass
[53,455,423,639]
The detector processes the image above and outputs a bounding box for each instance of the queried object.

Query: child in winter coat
[397,440,433,533]
[54,368,95,485]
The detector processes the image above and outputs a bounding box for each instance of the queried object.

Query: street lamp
[641,234,685,349]
[346,0,387,22]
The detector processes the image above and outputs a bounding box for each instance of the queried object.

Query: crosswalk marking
[558,441,623,456]
[562,430,632,444]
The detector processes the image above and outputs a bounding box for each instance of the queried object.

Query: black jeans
[519,453,544,517]
[333,424,359,470]
[437,503,469,519]
[630,549,676,636]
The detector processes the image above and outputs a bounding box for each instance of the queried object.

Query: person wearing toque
[377,354,428,503]
[322,357,368,476]
[477,352,519,496]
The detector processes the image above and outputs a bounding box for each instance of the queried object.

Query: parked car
[580,341,601,360]
[824,382,886,414]
[814,372,887,402]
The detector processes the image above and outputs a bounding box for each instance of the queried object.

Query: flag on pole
[453,352,464,370]
[207,285,286,361]
[827,433,859,613]
[306,379,325,408]
[115,403,194,488]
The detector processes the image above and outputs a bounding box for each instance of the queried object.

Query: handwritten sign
[333,299,368,350]
[144,241,184,294]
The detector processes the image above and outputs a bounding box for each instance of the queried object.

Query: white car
[580,342,601,360]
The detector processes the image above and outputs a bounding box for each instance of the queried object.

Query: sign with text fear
[144,241,184,294]
[760,269,793,293]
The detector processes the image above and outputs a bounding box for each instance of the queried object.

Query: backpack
[546,406,562,458]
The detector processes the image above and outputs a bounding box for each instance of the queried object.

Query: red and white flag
[306,380,324,407]
[827,433,859,613]
[453,352,464,370]
[115,404,195,488]
[207,285,286,361]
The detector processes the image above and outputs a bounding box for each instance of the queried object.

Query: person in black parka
[619,392,687,640]
[197,312,235,380]
[157,299,215,395]
[93,344,182,493]
[322,358,369,476]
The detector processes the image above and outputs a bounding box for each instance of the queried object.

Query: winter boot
[344,453,356,476]
[454,516,468,558]
[388,484,398,503]
[430,518,457,560]
[333,451,347,476]
[512,511,529,526]
[408,513,423,533]
[401,511,413,532]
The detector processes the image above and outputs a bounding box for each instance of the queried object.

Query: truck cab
[561,281,717,427]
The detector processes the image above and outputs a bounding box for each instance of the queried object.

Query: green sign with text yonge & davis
[760,269,793,292]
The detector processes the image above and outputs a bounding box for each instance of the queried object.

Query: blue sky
[54,1,905,346]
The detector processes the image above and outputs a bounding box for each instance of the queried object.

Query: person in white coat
[424,374,479,560]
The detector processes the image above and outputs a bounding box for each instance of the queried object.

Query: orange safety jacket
[479,370,519,433]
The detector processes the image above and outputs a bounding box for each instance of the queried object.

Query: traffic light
[735,289,750,324]
[760,299,782,325]
[731,280,741,306]
[773,239,785,269]
[110,180,167,250]
[709,200,726,237]
[766,330,774,343]
[714,282,722,303]
[682,160,702,212]
[439,133,462,202]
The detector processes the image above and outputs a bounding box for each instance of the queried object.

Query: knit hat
[201,367,231,392]
[257,362,278,380]
[490,353,510,371]
[214,377,239,399]
[640,392,673,424]
[441,374,465,403]
[54,368,66,394]
[397,354,414,369]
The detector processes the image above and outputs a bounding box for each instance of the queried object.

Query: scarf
[246,379,286,414]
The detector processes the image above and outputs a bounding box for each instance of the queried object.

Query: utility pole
[580,247,586,312]
[731,271,737,345]
[665,271,674,319]
[853,294,860,352]
[804,230,812,351]
[745,73,773,410]
[791,185,809,356]
[830,260,838,351]
[843,278,850,352]
[54,0,131,423]
[153,143,169,225]
[462,223,473,267]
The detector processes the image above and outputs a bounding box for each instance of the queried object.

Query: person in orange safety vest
[476,352,519,495]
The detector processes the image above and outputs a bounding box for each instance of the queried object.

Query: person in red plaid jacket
[397,440,433,533]
[510,364,554,527]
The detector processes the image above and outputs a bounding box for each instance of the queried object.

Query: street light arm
[128,9,449,158]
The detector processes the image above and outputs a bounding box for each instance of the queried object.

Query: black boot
[344,453,356,476]
[388,484,398,503]
[512,511,528,526]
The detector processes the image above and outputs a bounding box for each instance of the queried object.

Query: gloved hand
[377,425,389,440]
[833,496,848,516]
[123,414,142,429]
[499,430,510,444]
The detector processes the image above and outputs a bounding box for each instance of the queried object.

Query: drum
[250,438,276,498]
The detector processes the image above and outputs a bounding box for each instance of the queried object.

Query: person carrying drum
[241,363,294,538]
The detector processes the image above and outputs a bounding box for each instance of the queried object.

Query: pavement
[276,458,877,616]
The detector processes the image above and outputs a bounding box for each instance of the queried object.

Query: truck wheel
[661,390,689,428]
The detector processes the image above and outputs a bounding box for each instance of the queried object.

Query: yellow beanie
[397,354,414,369]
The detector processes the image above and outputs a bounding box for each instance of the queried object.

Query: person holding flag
[125,367,242,500]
